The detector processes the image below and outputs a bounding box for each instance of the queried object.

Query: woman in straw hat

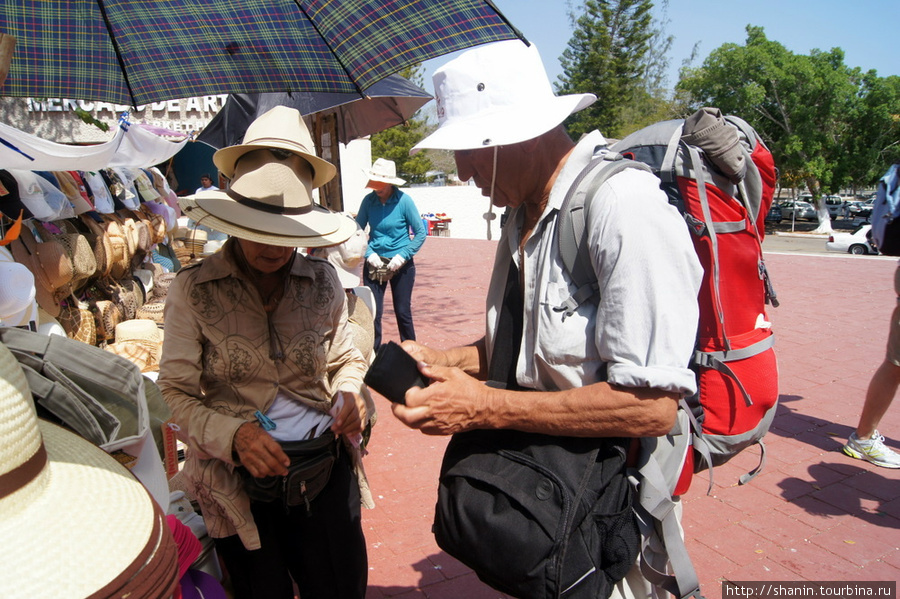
[355,157,426,349]
[157,106,370,599]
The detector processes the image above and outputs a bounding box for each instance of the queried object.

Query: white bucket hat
[411,40,596,154]
[364,158,406,186]
[0,342,177,597]
[180,106,355,248]
[308,219,369,288]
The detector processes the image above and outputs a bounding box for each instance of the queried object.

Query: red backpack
[556,107,779,598]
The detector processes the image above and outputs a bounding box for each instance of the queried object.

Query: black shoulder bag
[433,259,639,599]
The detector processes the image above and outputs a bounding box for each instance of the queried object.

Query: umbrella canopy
[197,74,432,148]
[0,0,525,107]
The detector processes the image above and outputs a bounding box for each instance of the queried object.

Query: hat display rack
[0,121,191,374]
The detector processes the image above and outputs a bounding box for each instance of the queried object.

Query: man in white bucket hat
[397,40,703,598]
[158,106,371,599]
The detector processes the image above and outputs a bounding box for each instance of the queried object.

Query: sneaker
[843,431,900,468]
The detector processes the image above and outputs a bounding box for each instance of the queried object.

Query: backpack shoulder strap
[555,150,652,318]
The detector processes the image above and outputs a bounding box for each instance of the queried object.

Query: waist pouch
[434,429,639,599]
[239,432,339,513]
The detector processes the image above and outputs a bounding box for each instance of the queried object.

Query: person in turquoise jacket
[356,158,426,349]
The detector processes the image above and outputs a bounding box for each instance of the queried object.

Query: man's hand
[390,363,491,435]
[233,422,290,478]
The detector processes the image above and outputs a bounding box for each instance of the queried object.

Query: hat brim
[0,420,159,597]
[214,143,336,189]
[180,192,358,248]
[411,93,595,154]
[364,173,406,186]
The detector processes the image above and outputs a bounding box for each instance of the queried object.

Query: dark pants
[215,451,367,599]
[363,258,416,349]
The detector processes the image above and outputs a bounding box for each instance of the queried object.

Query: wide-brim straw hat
[213,105,336,188]
[181,111,355,247]
[107,318,162,372]
[0,342,177,597]
[364,158,406,186]
[411,40,596,154]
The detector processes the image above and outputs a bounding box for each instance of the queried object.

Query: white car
[825,224,878,255]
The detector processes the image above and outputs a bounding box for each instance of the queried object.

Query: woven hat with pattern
[0,342,178,598]
[106,319,162,372]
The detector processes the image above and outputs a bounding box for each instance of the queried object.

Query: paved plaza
[360,237,900,598]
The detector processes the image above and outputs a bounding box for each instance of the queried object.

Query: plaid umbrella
[0,0,524,107]
[196,74,432,147]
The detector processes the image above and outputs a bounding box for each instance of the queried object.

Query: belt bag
[434,429,639,599]
[239,432,339,513]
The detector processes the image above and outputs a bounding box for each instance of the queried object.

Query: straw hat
[212,105,336,186]
[411,40,596,154]
[308,219,369,288]
[180,106,355,248]
[364,158,406,186]
[9,226,74,318]
[0,342,178,598]
[107,319,163,372]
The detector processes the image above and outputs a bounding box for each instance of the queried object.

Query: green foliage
[677,26,900,194]
[369,64,433,184]
[557,0,656,138]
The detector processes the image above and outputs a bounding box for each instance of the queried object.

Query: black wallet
[364,341,428,404]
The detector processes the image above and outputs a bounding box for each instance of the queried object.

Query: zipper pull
[301,480,312,515]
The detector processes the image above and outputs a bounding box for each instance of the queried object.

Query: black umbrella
[197,74,432,148]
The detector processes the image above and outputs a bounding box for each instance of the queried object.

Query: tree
[677,26,875,233]
[369,64,433,184]
[556,0,655,139]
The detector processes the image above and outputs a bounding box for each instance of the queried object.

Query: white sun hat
[0,247,37,329]
[0,342,178,598]
[180,106,355,248]
[364,158,406,186]
[411,40,596,154]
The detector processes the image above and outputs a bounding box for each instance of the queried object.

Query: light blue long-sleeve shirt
[356,187,426,260]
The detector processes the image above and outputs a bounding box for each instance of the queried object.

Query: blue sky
[422,0,897,95]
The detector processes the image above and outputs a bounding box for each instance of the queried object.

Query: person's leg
[214,502,295,599]
[279,450,368,599]
[856,359,900,439]
[844,266,900,468]
[389,259,416,342]
[363,268,387,349]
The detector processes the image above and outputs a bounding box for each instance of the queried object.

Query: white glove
[387,254,406,272]
[366,253,382,269]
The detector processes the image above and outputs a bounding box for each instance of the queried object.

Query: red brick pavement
[361,237,900,598]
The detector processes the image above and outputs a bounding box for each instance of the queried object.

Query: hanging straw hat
[0,342,178,598]
[411,40,596,154]
[364,158,406,186]
[180,106,355,248]
[106,319,163,372]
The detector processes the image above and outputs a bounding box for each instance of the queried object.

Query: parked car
[781,200,817,221]
[765,203,782,223]
[825,224,878,255]
[824,195,844,219]
[847,198,874,220]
